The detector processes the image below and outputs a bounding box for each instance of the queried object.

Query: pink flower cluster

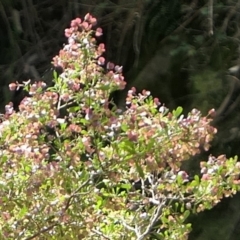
[53,14,103,71]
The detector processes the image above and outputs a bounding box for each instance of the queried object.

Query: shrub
[1,13,240,239]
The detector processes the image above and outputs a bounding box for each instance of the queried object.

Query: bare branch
[137,201,166,240]
[208,0,213,36]
[91,229,112,240]
[25,223,59,240]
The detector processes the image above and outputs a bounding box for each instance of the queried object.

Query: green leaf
[161,215,168,224]
[53,70,58,80]
[191,175,200,187]
[68,106,80,113]
[150,233,164,240]
[175,202,179,211]
[24,164,31,173]
[119,183,131,190]
[183,210,190,220]
[180,204,185,213]
[96,197,104,209]
[18,206,28,218]
[120,140,136,154]
[194,175,200,183]
[121,123,129,132]
[60,122,67,131]
[173,106,183,118]
[186,223,192,229]
[135,160,144,178]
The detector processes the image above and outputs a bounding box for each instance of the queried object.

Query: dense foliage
[0,13,240,239]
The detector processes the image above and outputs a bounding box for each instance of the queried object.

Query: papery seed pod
[167,112,173,120]
[129,87,136,93]
[9,83,17,91]
[85,108,93,120]
[186,202,192,210]
[191,108,199,115]
[97,43,105,54]
[208,108,215,117]
[75,17,82,25]
[5,102,14,115]
[217,154,226,162]
[200,167,207,174]
[64,28,72,38]
[84,13,91,21]
[201,173,210,180]
[127,131,138,142]
[153,97,160,105]
[178,171,189,181]
[61,93,70,102]
[236,162,240,169]
[107,62,115,70]
[98,57,105,66]
[90,17,97,26]
[95,27,103,37]
[70,20,78,28]
[114,65,123,73]
[208,155,216,164]
[81,22,89,31]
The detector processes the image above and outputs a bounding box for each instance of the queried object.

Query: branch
[213,75,240,124]
[221,0,240,33]
[208,0,213,36]
[25,223,59,240]
[25,179,90,240]
[91,229,111,240]
[137,200,166,240]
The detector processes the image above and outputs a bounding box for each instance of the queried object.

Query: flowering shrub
[1,13,240,239]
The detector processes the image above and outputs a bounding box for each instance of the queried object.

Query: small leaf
[53,70,58,80]
[150,233,164,240]
[119,183,131,190]
[183,209,190,220]
[186,223,192,229]
[68,106,80,113]
[96,197,104,209]
[135,160,144,178]
[180,204,185,213]
[60,122,67,130]
[175,202,179,211]
[121,123,129,132]
[18,206,28,218]
[173,106,183,117]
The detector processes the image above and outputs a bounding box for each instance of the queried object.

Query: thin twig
[25,223,59,240]
[208,0,213,36]
[91,229,111,240]
[137,200,166,240]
